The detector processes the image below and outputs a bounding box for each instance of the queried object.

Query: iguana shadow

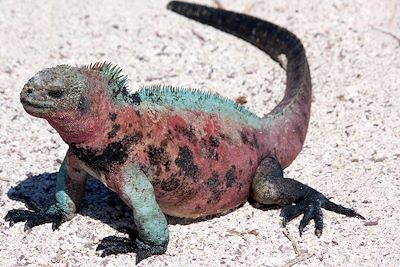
[6,172,134,231]
[7,172,277,232]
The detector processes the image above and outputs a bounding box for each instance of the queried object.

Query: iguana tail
[167,1,312,168]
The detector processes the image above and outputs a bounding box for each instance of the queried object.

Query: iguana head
[20,62,131,143]
[21,65,86,116]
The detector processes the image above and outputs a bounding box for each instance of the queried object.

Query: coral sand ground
[0,0,399,266]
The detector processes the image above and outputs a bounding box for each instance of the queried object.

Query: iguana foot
[5,201,67,231]
[97,236,136,257]
[280,189,365,237]
[135,239,168,264]
[252,157,364,237]
[97,236,168,264]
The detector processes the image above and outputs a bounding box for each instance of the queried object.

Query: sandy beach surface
[0,0,399,266]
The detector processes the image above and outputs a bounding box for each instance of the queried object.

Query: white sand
[0,0,399,266]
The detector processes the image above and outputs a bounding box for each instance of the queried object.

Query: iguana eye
[48,90,63,99]
[78,96,86,111]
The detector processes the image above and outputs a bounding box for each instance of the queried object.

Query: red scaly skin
[70,86,268,217]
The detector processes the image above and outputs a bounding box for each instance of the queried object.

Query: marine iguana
[5,1,363,263]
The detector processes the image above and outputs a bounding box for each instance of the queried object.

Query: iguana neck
[45,76,140,146]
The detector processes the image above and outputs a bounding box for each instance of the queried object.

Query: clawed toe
[5,209,52,230]
[97,236,136,257]
[5,209,65,231]
[5,209,35,226]
[96,236,168,264]
[280,190,363,237]
[135,239,168,264]
[281,202,307,227]
[324,200,365,220]
[297,199,323,237]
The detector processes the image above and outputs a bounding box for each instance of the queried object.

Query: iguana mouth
[21,98,55,112]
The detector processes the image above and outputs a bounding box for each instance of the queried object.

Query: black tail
[167,1,312,119]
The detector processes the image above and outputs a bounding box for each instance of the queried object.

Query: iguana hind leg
[251,157,364,236]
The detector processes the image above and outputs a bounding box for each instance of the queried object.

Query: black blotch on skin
[71,132,143,172]
[207,173,220,190]
[218,132,233,144]
[252,133,259,149]
[147,142,172,176]
[200,136,219,160]
[129,92,142,106]
[72,168,81,173]
[146,90,163,105]
[240,131,249,144]
[175,125,196,143]
[175,146,198,181]
[135,110,141,117]
[112,85,142,106]
[237,182,243,192]
[107,124,121,139]
[160,176,180,192]
[241,131,259,149]
[209,136,219,147]
[163,133,173,142]
[128,123,133,128]
[207,172,223,204]
[225,165,237,188]
[219,132,227,140]
[109,112,117,122]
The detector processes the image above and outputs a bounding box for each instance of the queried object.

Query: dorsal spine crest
[83,62,129,90]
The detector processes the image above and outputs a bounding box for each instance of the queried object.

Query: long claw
[52,216,64,231]
[298,205,314,236]
[314,207,324,237]
[324,200,365,219]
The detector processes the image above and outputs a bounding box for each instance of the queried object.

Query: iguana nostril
[27,89,33,94]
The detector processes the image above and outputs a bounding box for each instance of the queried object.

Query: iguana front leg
[96,165,169,264]
[5,149,87,230]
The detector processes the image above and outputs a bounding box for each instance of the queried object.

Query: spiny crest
[82,62,129,89]
[138,85,257,118]
[140,84,210,96]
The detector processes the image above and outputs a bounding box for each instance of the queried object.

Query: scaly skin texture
[5,1,363,264]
